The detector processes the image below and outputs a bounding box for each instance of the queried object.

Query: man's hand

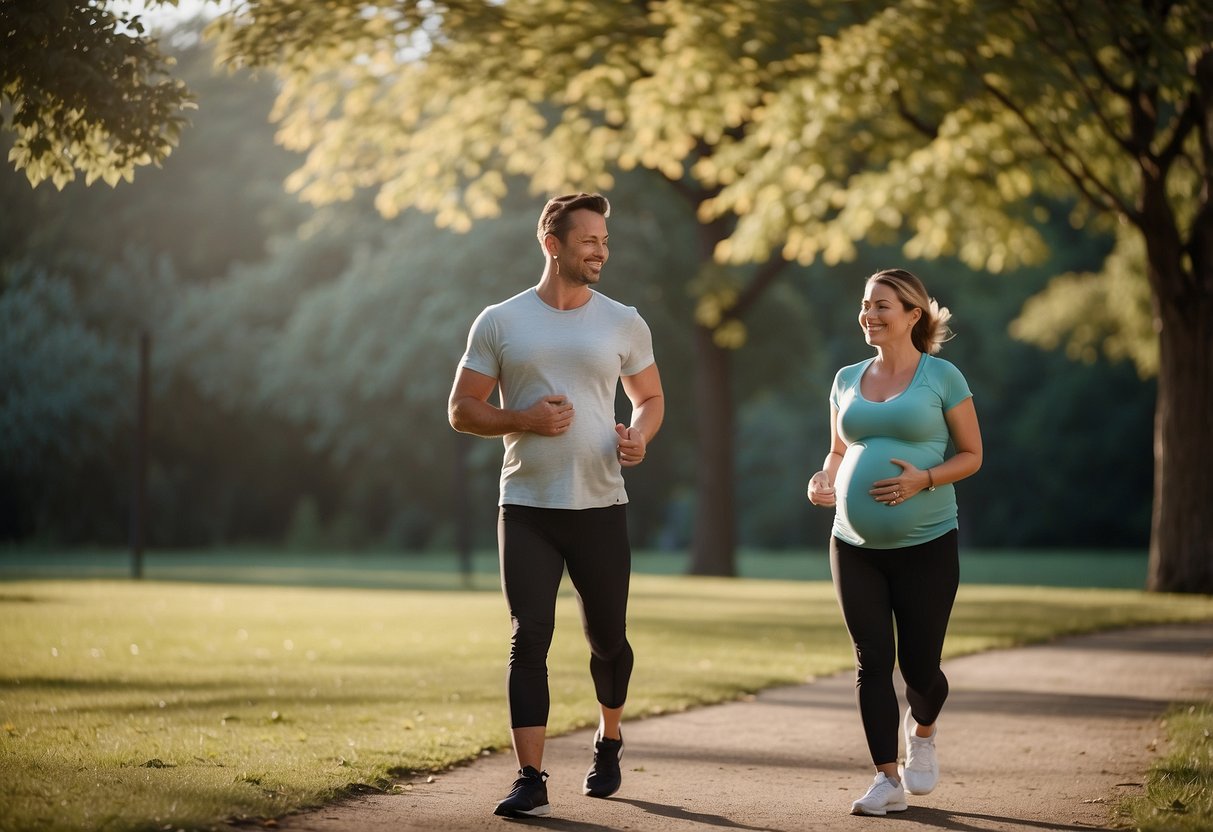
[524,395,575,436]
[615,423,647,467]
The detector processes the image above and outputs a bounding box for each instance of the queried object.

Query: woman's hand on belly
[869,457,927,506]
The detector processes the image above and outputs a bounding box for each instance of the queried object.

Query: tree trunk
[1146,261,1213,593]
[688,322,737,575]
[1138,38,1213,592]
[1138,149,1213,592]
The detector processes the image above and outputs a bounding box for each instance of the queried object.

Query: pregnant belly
[835,439,936,548]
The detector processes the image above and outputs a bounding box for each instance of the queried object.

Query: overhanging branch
[1025,4,1136,157]
[1058,1,1133,99]
[979,69,1136,221]
[892,88,938,140]
[726,254,790,322]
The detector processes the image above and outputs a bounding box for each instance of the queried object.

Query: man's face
[555,209,609,286]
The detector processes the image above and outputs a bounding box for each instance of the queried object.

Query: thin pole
[131,331,150,579]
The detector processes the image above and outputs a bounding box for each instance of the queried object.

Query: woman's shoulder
[922,353,967,380]
[833,357,873,387]
[920,354,973,403]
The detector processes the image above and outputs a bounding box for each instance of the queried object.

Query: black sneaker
[493,765,550,818]
[582,732,624,798]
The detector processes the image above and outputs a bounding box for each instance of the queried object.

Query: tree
[211,1,1205,586]
[1,0,194,188]
[228,1,1205,590]
[0,22,330,548]
[0,261,130,540]
[9,2,1188,585]
[208,0,882,575]
[699,1,1211,592]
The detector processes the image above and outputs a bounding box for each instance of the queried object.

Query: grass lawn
[0,545,1153,589]
[1120,702,1213,832]
[1,574,1210,831]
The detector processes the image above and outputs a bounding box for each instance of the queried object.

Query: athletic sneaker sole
[850,800,908,816]
[494,802,552,818]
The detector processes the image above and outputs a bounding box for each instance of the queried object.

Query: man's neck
[536,272,593,310]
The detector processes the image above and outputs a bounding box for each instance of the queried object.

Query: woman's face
[859,280,920,348]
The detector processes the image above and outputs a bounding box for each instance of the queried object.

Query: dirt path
[263,623,1212,831]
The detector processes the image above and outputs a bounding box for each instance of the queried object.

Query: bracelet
[927,469,936,491]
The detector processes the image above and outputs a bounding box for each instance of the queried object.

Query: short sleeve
[934,358,973,411]
[829,367,846,409]
[459,307,500,379]
[620,312,655,377]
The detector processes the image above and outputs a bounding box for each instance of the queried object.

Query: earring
[552,254,560,275]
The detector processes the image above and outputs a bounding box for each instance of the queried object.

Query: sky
[116,0,226,31]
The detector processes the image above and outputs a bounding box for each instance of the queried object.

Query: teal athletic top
[829,353,973,549]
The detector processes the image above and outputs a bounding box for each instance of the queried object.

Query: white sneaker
[901,707,939,795]
[850,772,908,816]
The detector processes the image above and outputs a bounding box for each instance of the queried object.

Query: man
[448,192,664,818]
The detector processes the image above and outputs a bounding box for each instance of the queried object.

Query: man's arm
[616,363,664,466]
[448,367,574,438]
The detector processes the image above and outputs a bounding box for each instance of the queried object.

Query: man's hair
[536,193,611,246]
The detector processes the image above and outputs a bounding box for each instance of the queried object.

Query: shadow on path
[908,806,1114,831]
[946,688,1178,720]
[613,798,780,831]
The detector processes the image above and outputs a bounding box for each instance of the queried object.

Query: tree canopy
[703,1,1207,375]
[1,0,194,188]
[5,1,1202,589]
[205,0,1213,591]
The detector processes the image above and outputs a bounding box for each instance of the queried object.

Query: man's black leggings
[498,503,634,729]
[830,529,959,766]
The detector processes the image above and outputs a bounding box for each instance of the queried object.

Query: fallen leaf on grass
[349,783,387,794]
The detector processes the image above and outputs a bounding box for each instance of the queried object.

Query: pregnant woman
[807,268,983,817]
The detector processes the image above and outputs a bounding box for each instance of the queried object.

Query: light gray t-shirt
[459,287,656,509]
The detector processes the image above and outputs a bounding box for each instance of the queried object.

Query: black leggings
[830,530,959,766]
[498,503,634,729]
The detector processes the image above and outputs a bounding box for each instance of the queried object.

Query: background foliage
[0,25,1154,559]
[0,0,192,189]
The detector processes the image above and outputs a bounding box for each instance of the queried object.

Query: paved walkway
[267,623,1213,831]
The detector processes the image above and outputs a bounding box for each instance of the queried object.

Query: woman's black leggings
[498,503,634,729]
[830,530,959,766]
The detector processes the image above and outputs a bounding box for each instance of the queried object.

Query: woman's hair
[536,193,611,247]
[868,268,954,355]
